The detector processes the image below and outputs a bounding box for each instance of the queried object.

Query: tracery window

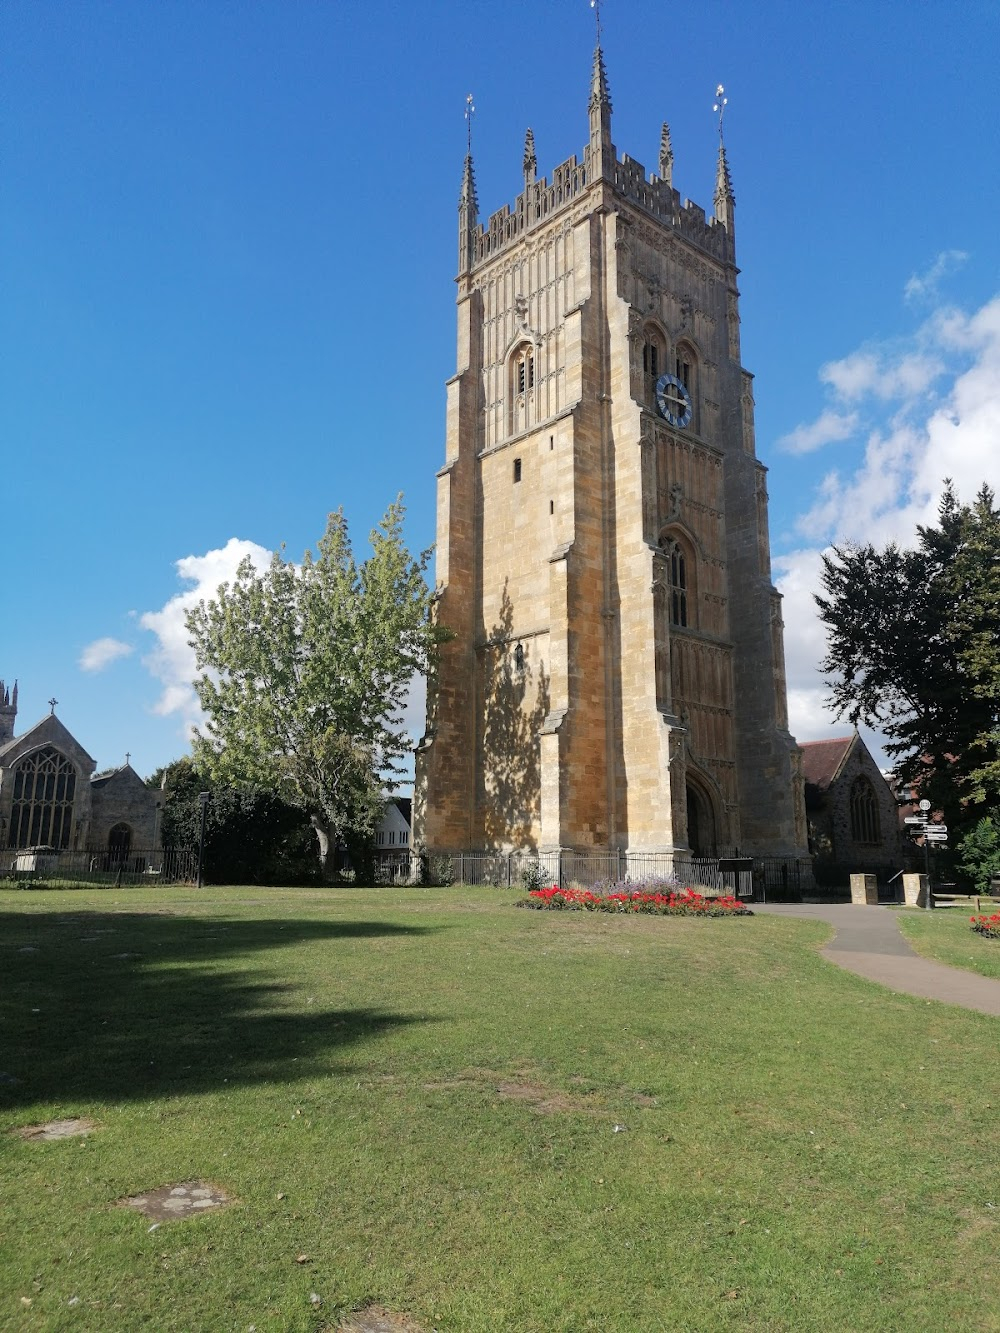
[849,776,881,844]
[674,342,698,429]
[659,529,696,631]
[642,324,667,407]
[508,342,536,435]
[9,746,77,848]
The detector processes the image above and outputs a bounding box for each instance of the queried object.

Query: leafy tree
[148,758,318,885]
[185,501,440,875]
[816,482,1000,834]
[956,816,1000,895]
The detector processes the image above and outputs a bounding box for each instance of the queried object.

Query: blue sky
[4,0,1000,781]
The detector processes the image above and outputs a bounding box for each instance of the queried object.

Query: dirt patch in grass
[333,1305,427,1332]
[424,1067,596,1114]
[118,1180,232,1221]
[15,1117,98,1141]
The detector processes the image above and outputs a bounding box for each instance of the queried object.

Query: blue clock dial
[655,373,692,428]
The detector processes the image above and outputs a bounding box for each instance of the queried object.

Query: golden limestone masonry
[414,45,809,869]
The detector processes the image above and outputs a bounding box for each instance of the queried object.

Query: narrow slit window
[669,543,688,628]
[514,458,522,482]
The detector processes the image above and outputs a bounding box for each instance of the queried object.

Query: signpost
[904,800,947,909]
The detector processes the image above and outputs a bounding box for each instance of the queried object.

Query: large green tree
[815,482,1000,833]
[185,500,440,874]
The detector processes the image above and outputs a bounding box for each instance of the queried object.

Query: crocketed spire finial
[589,43,612,116]
[523,127,537,185]
[714,142,735,250]
[659,122,673,187]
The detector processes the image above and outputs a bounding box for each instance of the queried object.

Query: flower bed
[970,913,1000,938]
[517,883,753,917]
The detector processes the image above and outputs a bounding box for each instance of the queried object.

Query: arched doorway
[108,823,132,862]
[686,781,717,859]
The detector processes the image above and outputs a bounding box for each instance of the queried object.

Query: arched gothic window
[674,341,698,430]
[508,342,536,435]
[669,542,688,627]
[849,777,881,844]
[9,746,77,849]
[642,325,667,407]
[659,537,689,628]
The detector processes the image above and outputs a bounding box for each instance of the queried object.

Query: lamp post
[196,791,210,889]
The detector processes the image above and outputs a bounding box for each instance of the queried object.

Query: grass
[2,885,999,1332]
[896,904,1000,980]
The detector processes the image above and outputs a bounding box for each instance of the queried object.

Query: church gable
[0,714,96,776]
[0,694,162,855]
[801,734,901,875]
[90,766,163,853]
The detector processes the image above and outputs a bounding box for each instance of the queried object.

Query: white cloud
[777,292,1000,768]
[78,637,134,673]
[819,348,943,403]
[777,408,858,455]
[904,249,968,305]
[139,537,273,736]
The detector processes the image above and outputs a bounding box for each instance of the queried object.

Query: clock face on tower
[655,373,692,429]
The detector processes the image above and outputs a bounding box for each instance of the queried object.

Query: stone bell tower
[413,45,809,865]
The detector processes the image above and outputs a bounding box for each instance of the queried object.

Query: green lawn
[895,904,1000,980]
[2,886,999,1332]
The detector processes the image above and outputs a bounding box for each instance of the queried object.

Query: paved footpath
[756,903,1000,1016]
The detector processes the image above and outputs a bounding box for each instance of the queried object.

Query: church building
[413,43,809,867]
[0,681,163,861]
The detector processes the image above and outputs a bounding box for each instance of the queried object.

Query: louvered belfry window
[9,746,77,848]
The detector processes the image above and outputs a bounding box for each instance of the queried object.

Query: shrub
[519,860,546,891]
[431,856,455,887]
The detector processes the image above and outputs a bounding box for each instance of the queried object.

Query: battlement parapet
[472,146,729,269]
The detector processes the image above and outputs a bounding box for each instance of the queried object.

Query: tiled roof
[799,736,855,791]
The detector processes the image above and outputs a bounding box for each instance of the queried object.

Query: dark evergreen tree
[147,758,319,885]
[816,481,1000,836]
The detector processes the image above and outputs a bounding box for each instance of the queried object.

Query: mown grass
[896,904,1000,980]
[2,885,999,1332]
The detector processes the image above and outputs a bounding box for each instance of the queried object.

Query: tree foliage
[956,816,1000,895]
[816,482,1000,832]
[185,500,441,873]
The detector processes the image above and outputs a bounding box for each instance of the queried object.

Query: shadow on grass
[0,910,438,1109]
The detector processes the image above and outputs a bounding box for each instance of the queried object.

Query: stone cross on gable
[48,697,58,714]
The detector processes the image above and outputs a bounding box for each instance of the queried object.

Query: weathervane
[465,92,475,157]
[590,0,603,46]
[713,84,728,144]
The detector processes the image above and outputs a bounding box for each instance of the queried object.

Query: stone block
[849,873,879,906]
[902,873,929,908]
